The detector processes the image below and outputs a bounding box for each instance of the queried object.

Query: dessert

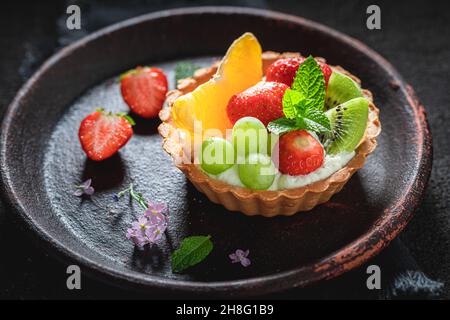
[159,33,381,216]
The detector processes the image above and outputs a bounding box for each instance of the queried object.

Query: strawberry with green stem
[78,109,135,161]
[120,66,168,119]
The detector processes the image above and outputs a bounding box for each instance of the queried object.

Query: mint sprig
[171,235,213,273]
[282,88,304,119]
[267,118,297,135]
[268,56,330,135]
[175,62,200,83]
[268,103,330,135]
[292,55,326,111]
[295,106,331,133]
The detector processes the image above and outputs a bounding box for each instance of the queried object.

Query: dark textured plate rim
[0,7,432,296]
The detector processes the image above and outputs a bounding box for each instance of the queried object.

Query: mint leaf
[275,56,330,136]
[297,107,331,133]
[282,88,304,119]
[269,108,331,135]
[268,118,297,135]
[291,56,325,111]
[175,62,199,83]
[171,235,213,273]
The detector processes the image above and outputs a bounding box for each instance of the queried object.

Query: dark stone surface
[0,0,449,299]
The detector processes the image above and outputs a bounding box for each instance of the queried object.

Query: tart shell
[158,52,381,217]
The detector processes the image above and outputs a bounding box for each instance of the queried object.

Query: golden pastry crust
[158,52,381,217]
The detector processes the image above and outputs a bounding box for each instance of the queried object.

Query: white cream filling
[202,151,355,190]
[276,151,355,189]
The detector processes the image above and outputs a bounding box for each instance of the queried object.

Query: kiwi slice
[325,97,369,154]
[325,71,363,109]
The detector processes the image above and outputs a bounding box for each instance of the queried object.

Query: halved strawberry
[226,81,288,126]
[266,57,332,87]
[78,110,134,161]
[273,130,324,175]
[120,66,168,119]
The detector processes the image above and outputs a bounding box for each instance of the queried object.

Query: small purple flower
[145,201,168,223]
[112,194,120,202]
[145,202,167,218]
[126,216,153,249]
[145,223,166,243]
[229,249,251,267]
[73,179,95,197]
[127,202,169,249]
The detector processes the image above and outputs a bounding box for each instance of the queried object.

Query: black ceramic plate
[0,7,431,297]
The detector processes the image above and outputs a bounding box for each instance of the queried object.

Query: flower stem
[129,183,148,210]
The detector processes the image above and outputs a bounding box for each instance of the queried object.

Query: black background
[0,0,449,299]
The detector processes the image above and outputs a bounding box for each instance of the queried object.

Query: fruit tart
[158,33,381,217]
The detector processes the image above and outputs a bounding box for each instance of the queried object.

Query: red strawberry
[79,110,134,161]
[266,57,332,87]
[320,63,332,87]
[226,81,288,126]
[274,130,324,175]
[120,66,168,118]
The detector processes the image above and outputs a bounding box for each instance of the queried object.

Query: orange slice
[171,32,262,135]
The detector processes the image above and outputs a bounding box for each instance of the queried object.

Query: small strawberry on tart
[159,33,380,216]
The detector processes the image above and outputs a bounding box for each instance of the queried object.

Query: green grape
[238,153,276,190]
[232,117,269,159]
[200,137,235,175]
